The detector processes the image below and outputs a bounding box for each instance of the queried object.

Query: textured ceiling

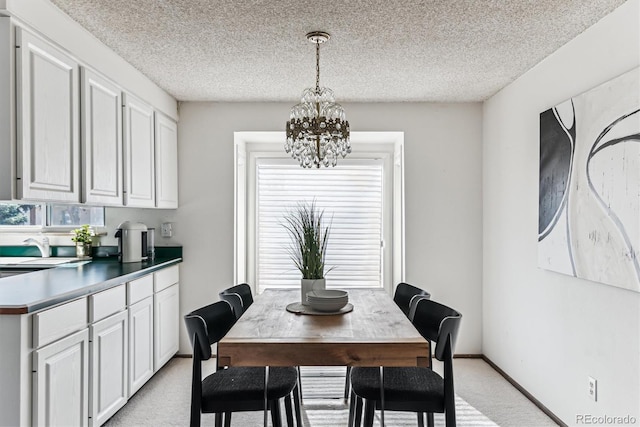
[49,0,626,102]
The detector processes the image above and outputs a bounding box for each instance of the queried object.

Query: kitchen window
[0,203,42,227]
[46,205,105,228]
[0,202,104,229]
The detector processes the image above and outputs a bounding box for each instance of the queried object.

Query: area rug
[104,359,499,426]
[303,396,498,426]
[300,368,498,427]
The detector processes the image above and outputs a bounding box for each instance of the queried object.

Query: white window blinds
[256,160,383,292]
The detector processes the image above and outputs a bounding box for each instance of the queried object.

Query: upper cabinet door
[123,93,155,208]
[154,112,178,209]
[81,68,123,206]
[16,28,80,202]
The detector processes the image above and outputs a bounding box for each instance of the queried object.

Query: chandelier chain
[315,41,320,92]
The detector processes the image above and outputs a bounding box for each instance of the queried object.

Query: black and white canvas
[538,67,640,292]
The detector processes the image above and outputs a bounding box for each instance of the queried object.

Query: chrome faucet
[23,236,50,258]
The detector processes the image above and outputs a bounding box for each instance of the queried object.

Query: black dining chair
[349,298,462,427]
[345,283,432,408]
[219,284,304,421]
[219,283,253,319]
[393,282,431,319]
[184,301,301,427]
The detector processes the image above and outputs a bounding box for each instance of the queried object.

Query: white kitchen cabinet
[128,295,154,396]
[90,310,128,427]
[0,263,181,426]
[154,112,179,208]
[81,67,123,206]
[88,285,127,427]
[154,283,180,370]
[33,328,89,427]
[15,27,80,202]
[123,93,155,208]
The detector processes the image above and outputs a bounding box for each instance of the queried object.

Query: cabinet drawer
[89,284,126,323]
[128,275,154,305]
[33,297,88,348]
[154,265,179,292]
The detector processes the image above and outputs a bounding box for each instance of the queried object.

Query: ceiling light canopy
[285,31,351,168]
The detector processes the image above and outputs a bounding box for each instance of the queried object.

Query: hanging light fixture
[285,31,351,168]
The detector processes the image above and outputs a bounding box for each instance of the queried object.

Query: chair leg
[344,366,352,401]
[293,383,303,427]
[427,412,434,427]
[214,413,222,427]
[192,408,202,427]
[296,366,304,403]
[270,399,283,427]
[284,393,294,427]
[354,396,364,427]
[347,390,356,427]
[362,399,375,427]
[223,412,231,427]
[417,412,424,427]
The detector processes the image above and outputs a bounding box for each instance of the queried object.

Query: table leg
[379,366,385,427]
[264,366,269,427]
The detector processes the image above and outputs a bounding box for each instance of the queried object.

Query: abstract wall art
[538,67,640,292]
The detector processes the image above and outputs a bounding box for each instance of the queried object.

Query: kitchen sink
[0,266,53,278]
[0,258,88,278]
[0,257,39,265]
[0,257,82,266]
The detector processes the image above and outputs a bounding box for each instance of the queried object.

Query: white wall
[482,1,640,425]
[176,102,483,355]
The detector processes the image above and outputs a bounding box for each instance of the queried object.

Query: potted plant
[283,200,332,305]
[71,224,93,258]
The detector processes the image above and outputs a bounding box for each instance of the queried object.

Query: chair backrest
[219,283,254,320]
[407,294,431,322]
[411,298,462,362]
[393,282,431,318]
[184,300,237,360]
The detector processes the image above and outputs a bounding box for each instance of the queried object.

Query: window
[0,203,42,226]
[47,205,105,227]
[235,131,405,294]
[256,160,384,291]
[0,202,104,229]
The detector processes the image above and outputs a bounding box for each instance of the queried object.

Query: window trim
[234,131,405,295]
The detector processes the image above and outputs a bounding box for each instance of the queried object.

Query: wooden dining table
[218,288,429,368]
[217,288,430,426]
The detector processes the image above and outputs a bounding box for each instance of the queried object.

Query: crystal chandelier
[285,31,351,168]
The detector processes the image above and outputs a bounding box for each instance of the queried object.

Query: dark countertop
[0,257,182,314]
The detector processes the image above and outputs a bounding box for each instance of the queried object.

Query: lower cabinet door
[128,296,154,397]
[33,328,89,427]
[154,283,179,370]
[90,310,128,427]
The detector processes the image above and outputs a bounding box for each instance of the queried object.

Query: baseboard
[481,355,567,427]
[453,354,483,358]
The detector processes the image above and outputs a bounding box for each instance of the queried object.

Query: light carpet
[105,358,498,426]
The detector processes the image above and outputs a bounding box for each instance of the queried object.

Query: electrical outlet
[161,222,173,238]
[588,376,597,401]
